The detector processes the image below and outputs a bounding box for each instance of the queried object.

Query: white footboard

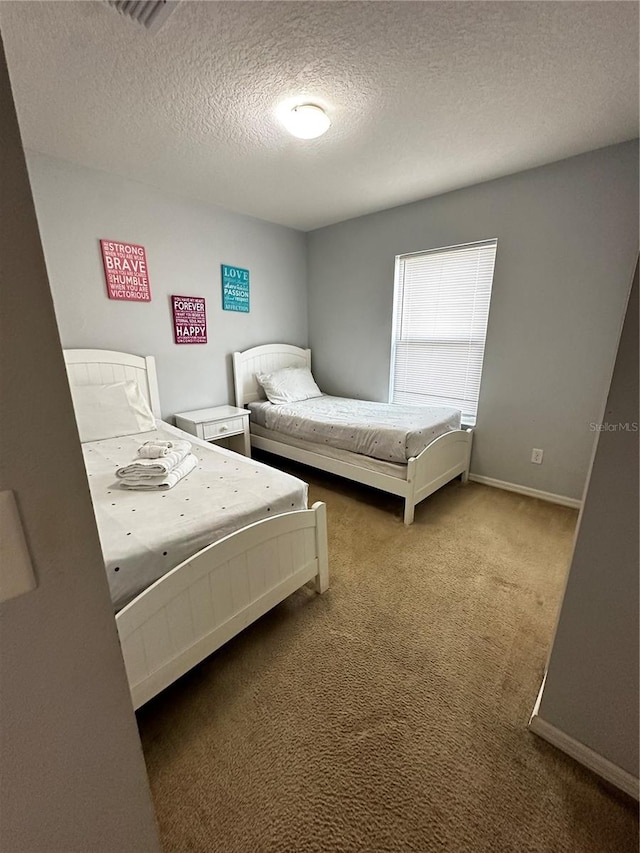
[116,502,328,709]
[404,429,473,524]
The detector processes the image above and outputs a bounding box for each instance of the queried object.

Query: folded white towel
[138,442,173,459]
[116,440,192,478]
[118,453,198,490]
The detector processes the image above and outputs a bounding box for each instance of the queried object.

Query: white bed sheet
[249,396,461,463]
[83,421,308,612]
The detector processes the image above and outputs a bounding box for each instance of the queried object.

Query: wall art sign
[172,295,207,344]
[221,264,250,313]
[100,239,151,302]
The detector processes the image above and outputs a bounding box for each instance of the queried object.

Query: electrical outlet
[531,448,544,464]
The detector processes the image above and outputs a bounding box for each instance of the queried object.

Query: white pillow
[256,367,322,405]
[70,381,156,442]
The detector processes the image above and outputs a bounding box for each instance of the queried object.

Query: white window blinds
[390,239,497,426]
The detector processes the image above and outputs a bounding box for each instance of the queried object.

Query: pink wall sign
[100,239,151,302]
[172,295,207,344]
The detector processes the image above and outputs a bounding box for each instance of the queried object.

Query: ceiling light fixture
[281,104,331,140]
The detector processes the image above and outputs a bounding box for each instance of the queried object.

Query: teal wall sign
[221,264,250,313]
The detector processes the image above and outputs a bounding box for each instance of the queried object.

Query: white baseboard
[468,474,582,509]
[529,713,639,799]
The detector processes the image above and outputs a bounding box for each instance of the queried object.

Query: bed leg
[312,501,329,593]
[403,500,415,526]
[461,428,473,484]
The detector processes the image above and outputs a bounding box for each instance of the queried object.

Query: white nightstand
[174,405,251,457]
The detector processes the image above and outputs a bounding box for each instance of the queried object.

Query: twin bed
[65,349,328,710]
[233,344,473,525]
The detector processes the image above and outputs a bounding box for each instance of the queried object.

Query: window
[390,239,497,426]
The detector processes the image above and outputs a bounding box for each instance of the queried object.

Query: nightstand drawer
[202,418,245,440]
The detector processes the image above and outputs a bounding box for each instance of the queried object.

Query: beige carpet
[138,462,638,852]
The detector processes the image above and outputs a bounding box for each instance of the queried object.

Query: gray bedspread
[248,396,461,463]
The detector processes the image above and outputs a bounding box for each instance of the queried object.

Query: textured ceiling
[1,1,638,231]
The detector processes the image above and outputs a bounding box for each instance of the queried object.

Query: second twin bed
[233,343,473,524]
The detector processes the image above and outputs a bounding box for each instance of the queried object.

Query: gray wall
[307,141,639,500]
[26,151,307,419]
[537,262,639,778]
[0,39,160,852]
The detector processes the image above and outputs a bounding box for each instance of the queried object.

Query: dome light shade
[281,104,330,139]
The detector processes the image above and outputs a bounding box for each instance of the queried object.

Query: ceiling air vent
[105,1,179,33]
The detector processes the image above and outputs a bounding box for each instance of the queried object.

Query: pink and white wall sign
[100,239,151,301]
[172,295,207,344]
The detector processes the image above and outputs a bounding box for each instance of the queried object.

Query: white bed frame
[64,349,329,710]
[233,344,473,525]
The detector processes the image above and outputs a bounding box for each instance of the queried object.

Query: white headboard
[63,349,162,418]
[233,344,311,408]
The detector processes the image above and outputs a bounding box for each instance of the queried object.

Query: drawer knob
[219,425,228,432]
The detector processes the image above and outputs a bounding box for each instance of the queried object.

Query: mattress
[250,423,407,480]
[83,421,308,612]
[249,396,461,463]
